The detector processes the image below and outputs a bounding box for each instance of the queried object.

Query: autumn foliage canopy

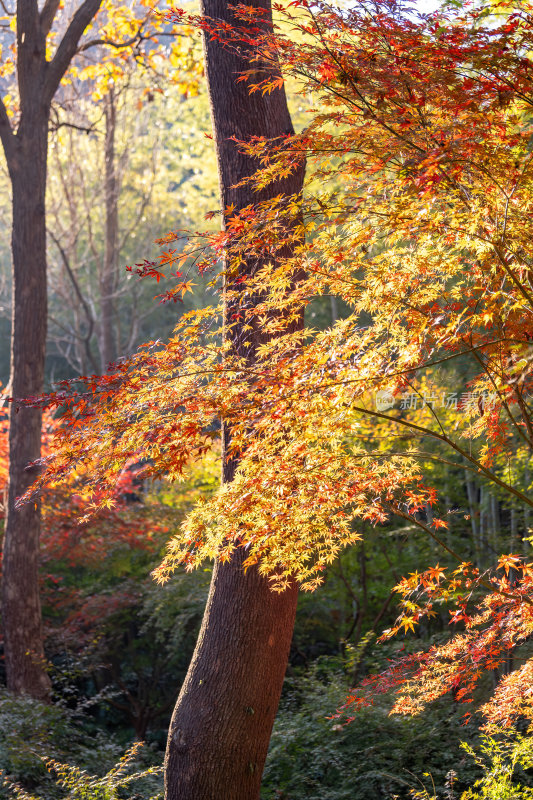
[22,0,533,727]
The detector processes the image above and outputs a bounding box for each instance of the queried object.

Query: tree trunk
[525,465,530,538]
[3,116,51,701]
[164,1,304,797]
[465,475,480,566]
[165,550,298,799]
[99,87,119,371]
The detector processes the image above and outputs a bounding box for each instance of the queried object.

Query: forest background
[0,0,532,798]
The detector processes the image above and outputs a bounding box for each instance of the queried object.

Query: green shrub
[1,743,162,800]
[262,657,480,800]
[410,729,533,799]
[459,732,533,800]
[0,690,124,798]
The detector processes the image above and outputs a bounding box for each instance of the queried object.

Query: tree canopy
[13,0,533,750]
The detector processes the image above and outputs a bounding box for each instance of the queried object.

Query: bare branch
[49,120,95,134]
[0,0,15,16]
[43,0,103,104]
[78,31,145,53]
[48,228,98,372]
[50,100,98,134]
[77,14,156,53]
[49,114,97,135]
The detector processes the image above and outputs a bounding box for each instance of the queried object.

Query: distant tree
[0,0,189,699]
[45,74,213,378]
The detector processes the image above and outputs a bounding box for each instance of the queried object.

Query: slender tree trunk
[444,490,453,552]
[330,294,338,325]
[479,484,488,563]
[3,117,51,700]
[490,492,499,553]
[510,505,518,549]
[99,88,119,371]
[525,465,530,537]
[165,1,304,797]
[465,476,480,566]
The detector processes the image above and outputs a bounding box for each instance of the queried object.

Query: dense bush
[0,690,123,797]
[262,657,482,800]
[1,740,162,800]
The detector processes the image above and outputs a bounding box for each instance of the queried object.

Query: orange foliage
[21,0,533,724]
[0,409,169,638]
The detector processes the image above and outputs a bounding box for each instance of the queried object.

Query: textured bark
[165,551,298,800]
[164,1,304,797]
[3,119,51,701]
[1,0,103,700]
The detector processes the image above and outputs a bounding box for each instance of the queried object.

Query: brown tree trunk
[3,118,51,701]
[99,87,119,371]
[165,551,298,800]
[0,0,103,700]
[164,1,304,797]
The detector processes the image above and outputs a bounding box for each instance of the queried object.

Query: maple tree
[162,0,305,796]
[26,0,533,789]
